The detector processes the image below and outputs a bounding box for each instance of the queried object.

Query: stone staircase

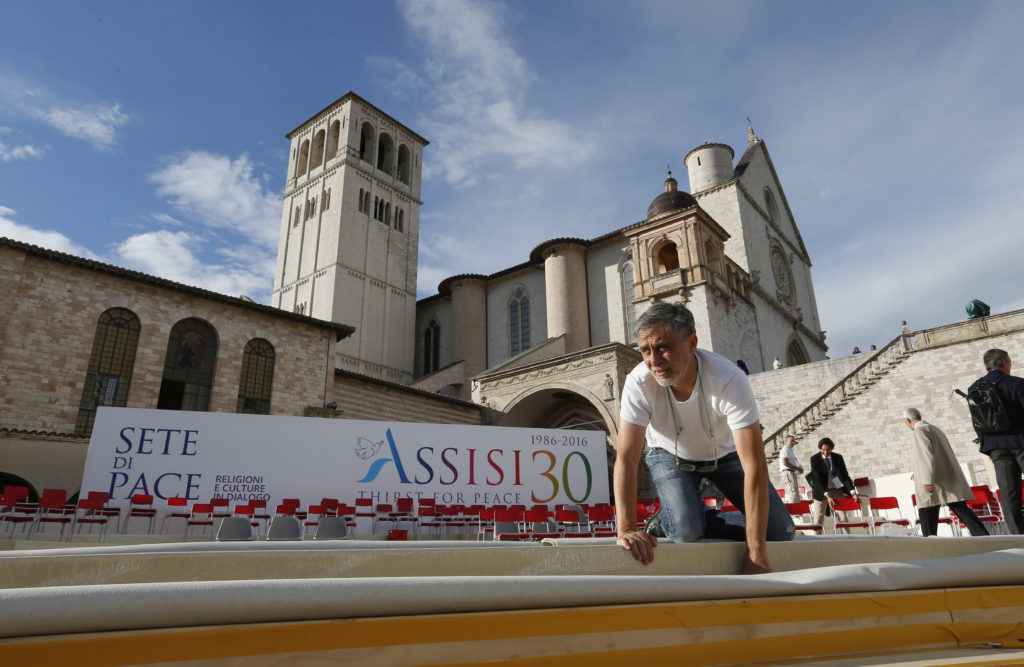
[764,332,913,458]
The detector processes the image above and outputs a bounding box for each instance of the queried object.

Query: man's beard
[650,365,678,387]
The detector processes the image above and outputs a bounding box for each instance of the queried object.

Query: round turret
[684,142,735,194]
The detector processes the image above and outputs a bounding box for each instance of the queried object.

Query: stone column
[542,241,590,353]
[449,275,488,399]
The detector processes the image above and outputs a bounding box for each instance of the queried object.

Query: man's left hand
[924,484,934,493]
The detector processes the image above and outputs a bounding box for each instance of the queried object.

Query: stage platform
[1,534,1023,665]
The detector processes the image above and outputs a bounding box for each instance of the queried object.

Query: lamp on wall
[326,402,338,410]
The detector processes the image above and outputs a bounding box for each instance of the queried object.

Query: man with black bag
[968,349,1024,534]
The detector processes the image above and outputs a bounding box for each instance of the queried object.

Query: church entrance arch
[501,386,616,501]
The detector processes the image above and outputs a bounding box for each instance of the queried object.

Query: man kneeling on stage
[614,302,794,573]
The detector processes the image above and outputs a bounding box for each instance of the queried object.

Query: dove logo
[356,428,411,483]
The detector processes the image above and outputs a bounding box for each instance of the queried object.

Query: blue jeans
[645,447,795,543]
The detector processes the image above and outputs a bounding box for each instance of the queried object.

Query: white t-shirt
[620,348,759,461]
[779,444,799,473]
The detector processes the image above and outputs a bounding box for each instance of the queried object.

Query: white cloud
[148,151,280,247]
[115,230,273,300]
[0,206,97,258]
[0,141,47,162]
[395,0,594,186]
[38,104,128,150]
[0,71,129,151]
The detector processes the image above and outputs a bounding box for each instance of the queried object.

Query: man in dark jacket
[970,349,1024,534]
[809,437,857,527]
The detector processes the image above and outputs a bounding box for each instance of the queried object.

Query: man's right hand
[617,530,658,564]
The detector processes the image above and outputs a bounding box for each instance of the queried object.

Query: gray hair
[904,407,922,421]
[984,348,1010,370]
[634,302,696,340]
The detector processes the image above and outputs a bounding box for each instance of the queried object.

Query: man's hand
[924,484,935,493]
[826,494,836,509]
[617,530,657,564]
[742,548,771,575]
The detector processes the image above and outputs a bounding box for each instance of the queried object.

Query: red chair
[373,503,396,533]
[160,497,192,534]
[183,503,214,540]
[70,497,112,542]
[248,499,271,533]
[525,508,561,539]
[320,498,340,516]
[868,497,911,534]
[493,508,529,540]
[0,491,37,537]
[281,498,306,520]
[555,508,593,537]
[475,507,496,541]
[85,491,121,525]
[438,505,467,539]
[303,505,328,535]
[336,504,358,535]
[416,505,442,538]
[121,494,157,534]
[966,486,1006,534]
[785,501,823,535]
[210,497,232,520]
[586,505,616,537]
[233,505,260,530]
[832,497,870,534]
[29,491,74,540]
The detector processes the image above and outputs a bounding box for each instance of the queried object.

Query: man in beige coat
[904,408,989,536]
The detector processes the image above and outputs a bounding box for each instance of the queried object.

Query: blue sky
[2,1,1023,360]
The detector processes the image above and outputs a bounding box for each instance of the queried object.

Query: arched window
[157,318,218,412]
[397,144,411,184]
[396,209,404,232]
[384,202,391,226]
[704,239,721,274]
[509,287,531,356]
[326,120,341,161]
[310,130,326,170]
[293,206,300,227]
[237,339,275,414]
[296,139,310,177]
[619,251,637,344]
[376,133,395,174]
[764,187,779,222]
[359,122,375,164]
[363,191,371,214]
[75,308,140,436]
[786,338,809,367]
[323,188,331,211]
[423,320,440,375]
[655,242,680,273]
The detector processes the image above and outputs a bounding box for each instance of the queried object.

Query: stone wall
[750,353,867,435]
[333,370,485,426]
[762,312,1024,492]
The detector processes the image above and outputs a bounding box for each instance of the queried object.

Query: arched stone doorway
[501,387,656,503]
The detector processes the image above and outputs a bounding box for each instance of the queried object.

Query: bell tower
[272,92,428,384]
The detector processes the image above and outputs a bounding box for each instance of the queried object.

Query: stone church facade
[9,92,1010,507]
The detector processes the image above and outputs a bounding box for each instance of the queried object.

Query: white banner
[82,408,609,508]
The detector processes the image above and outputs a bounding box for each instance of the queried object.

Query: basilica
[1,91,829,496]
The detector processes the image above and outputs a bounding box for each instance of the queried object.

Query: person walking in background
[903,407,989,537]
[778,435,804,502]
[969,349,1024,534]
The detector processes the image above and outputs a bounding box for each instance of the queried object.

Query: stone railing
[764,334,910,458]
